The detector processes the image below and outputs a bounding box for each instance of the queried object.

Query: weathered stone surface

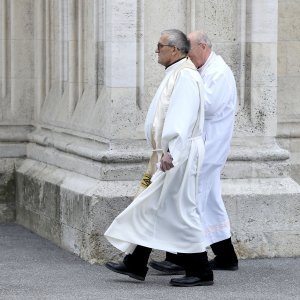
[0,159,23,223]
[16,161,300,263]
[278,0,300,41]
[278,77,300,118]
[278,137,300,185]
[16,159,138,263]
[201,0,239,43]
[10,0,34,40]
[0,0,299,263]
[222,160,290,179]
[27,143,148,181]
[247,0,278,43]
[277,40,300,77]
[277,0,300,194]
[223,178,300,258]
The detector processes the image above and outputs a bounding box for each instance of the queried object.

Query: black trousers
[124,245,212,277]
[166,237,238,266]
[210,237,238,264]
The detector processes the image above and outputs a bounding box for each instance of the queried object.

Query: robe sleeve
[161,70,200,163]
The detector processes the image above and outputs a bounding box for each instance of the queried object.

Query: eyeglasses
[157,43,174,51]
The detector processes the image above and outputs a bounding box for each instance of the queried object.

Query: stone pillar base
[223,178,300,258]
[16,159,300,263]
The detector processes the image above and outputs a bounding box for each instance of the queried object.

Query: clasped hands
[160,152,174,172]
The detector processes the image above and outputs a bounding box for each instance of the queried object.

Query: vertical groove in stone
[190,0,196,32]
[102,0,106,95]
[59,0,64,95]
[35,0,46,118]
[78,0,84,101]
[239,0,247,109]
[68,0,78,115]
[136,0,144,109]
[63,0,68,90]
[45,0,52,96]
[94,0,99,100]
[2,0,7,99]
[10,0,15,115]
[186,0,196,33]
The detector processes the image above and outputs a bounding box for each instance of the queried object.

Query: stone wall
[277,0,300,184]
[0,0,299,262]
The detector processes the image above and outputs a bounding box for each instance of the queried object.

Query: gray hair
[161,29,190,54]
[195,31,212,48]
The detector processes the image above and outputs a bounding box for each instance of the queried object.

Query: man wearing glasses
[150,31,239,275]
[104,29,214,287]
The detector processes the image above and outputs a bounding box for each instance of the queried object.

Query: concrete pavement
[0,224,299,299]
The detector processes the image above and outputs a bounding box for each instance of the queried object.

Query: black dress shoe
[170,275,214,287]
[209,259,238,271]
[149,260,185,275]
[105,262,147,281]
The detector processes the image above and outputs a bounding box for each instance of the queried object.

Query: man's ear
[172,46,178,55]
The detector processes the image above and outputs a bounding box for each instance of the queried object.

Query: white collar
[165,57,188,74]
[199,51,216,73]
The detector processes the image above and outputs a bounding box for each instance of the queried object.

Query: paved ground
[0,224,299,300]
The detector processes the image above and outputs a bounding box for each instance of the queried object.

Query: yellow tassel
[140,173,152,188]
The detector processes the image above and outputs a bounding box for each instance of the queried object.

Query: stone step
[222,178,300,258]
[16,159,137,263]
[27,143,148,181]
[16,159,300,263]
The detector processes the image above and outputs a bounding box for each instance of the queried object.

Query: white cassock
[197,52,237,246]
[105,58,207,254]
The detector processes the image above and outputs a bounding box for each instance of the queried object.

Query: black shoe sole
[105,263,145,281]
[213,267,239,271]
[213,265,238,271]
[149,261,185,275]
[170,280,214,287]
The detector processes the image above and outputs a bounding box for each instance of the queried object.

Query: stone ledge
[27,144,148,181]
[228,137,290,161]
[29,128,150,163]
[222,177,300,196]
[222,178,300,259]
[0,125,33,142]
[0,143,27,158]
[16,159,137,263]
[277,120,300,138]
[222,160,290,179]
[16,160,300,263]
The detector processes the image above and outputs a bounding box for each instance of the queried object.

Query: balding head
[189,31,212,48]
[188,31,212,68]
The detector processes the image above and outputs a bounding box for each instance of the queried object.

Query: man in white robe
[104,29,214,287]
[150,31,239,274]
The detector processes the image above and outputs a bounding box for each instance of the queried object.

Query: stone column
[222,0,300,258]
[0,0,33,222]
[277,0,300,184]
[15,1,149,260]
[1,0,299,260]
[0,0,33,152]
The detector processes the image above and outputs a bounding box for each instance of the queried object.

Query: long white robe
[105,59,207,254]
[197,52,237,246]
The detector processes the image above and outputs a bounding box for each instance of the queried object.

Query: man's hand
[160,153,174,172]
